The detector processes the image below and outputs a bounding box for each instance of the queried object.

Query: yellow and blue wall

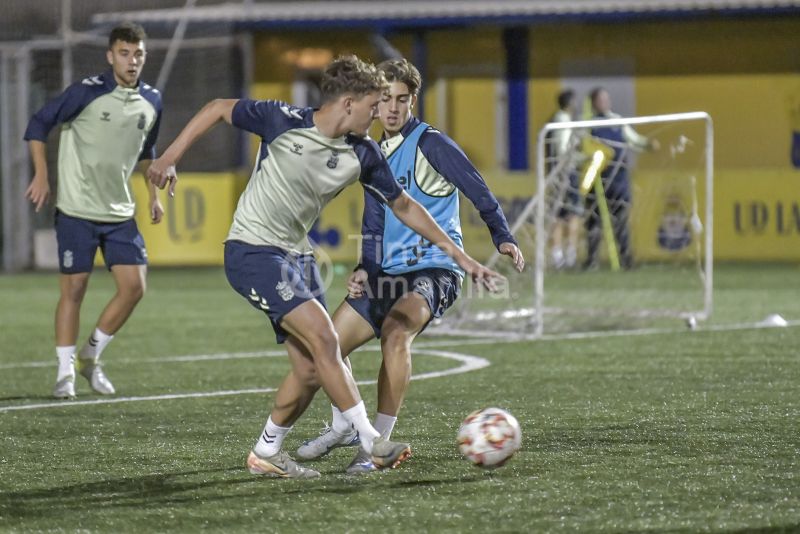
[138,16,800,265]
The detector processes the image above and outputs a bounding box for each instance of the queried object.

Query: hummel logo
[262,430,276,444]
[101,111,111,122]
[290,142,303,155]
[81,76,103,86]
[280,105,303,120]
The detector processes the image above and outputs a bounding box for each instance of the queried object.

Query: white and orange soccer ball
[457,407,522,468]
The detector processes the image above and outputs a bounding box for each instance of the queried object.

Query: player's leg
[247,337,322,479]
[76,219,148,394]
[345,270,457,474]
[551,218,566,269]
[608,182,632,269]
[296,300,375,461]
[53,272,91,398]
[52,211,98,398]
[280,303,410,469]
[583,189,601,269]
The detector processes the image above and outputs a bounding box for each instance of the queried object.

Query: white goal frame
[430,111,713,340]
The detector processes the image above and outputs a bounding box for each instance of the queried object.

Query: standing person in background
[547,89,582,270]
[147,55,504,479]
[585,87,659,269]
[23,22,164,399]
[294,58,523,474]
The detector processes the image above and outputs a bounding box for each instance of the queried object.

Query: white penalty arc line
[0,348,489,413]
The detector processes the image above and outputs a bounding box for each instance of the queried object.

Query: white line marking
[3,318,795,371]
[0,348,489,413]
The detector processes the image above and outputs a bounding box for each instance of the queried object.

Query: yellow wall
[130,174,241,266]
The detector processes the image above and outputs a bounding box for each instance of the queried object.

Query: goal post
[431,111,713,339]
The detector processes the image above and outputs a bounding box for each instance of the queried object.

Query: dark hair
[108,22,147,49]
[320,55,388,102]
[557,89,575,110]
[377,58,422,96]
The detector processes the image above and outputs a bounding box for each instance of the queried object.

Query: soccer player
[585,87,658,269]
[24,22,164,399]
[147,55,503,479]
[547,89,582,270]
[294,58,524,474]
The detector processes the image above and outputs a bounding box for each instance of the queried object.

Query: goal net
[431,112,713,338]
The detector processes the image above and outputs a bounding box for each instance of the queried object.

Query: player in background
[147,55,504,479]
[23,22,164,399]
[585,87,659,269]
[546,89,582,270]
[294,58,524,474]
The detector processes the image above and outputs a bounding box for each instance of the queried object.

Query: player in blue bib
[295,59,524,473]
[148,55,504,479]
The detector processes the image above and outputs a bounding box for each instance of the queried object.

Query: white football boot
[345,447,377,475]
[296,424,360,460]
[77,358,116,395]
[52,373,76,399]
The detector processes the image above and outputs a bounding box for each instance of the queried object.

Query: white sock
[374,412,398,440]
[253,416,291,458]
[341,401,380,454]
[78,328,114,362]
[330,404,352,434]
[56,346,75,380]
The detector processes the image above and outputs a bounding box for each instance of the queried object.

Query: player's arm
[25,140,50,212]
[137,159,164,224]
[388,191,503,290]
[23,82,88,212]
[421,134,524,272]
[622,123,659,151]
[147,98,238,195]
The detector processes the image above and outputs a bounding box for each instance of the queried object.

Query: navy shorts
[346,267,462,338]
[224,240,326,344]
[55,210,147,274]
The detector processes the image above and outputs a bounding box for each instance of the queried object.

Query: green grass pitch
[1,264,799,532]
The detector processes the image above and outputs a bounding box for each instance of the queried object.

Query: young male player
[294,58,524,473]
[147,55,503,479]
[24,22,164,399]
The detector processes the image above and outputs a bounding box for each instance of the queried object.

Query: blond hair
[320,55,387,102]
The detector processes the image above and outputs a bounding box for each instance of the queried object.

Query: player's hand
[649,138,661,151]
[147,159,178,197]
[499,242,525,272]
[25,174,50,212]
[150,196,164,224]
[457,254,505,293]
[346,268,368,298]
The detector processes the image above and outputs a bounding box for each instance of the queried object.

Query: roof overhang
[91,0,800,30]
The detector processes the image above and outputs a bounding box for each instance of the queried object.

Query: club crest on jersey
[276,281,294,301]
[63,250,73,269]
[101,112,111,122]
[290,142,303,155]
[137,113,146,130]
[327,150,339,169]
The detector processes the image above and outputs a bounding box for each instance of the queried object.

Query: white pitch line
[0,348,489,413]
[2,319,796,371]
[0,338,498,370]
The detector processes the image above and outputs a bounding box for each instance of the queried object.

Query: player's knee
[61,278,89,303]
[381,324,414,354]
[307,327,340,361]
[122,281,145,303]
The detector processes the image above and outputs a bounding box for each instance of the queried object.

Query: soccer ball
[457,407,521,468]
